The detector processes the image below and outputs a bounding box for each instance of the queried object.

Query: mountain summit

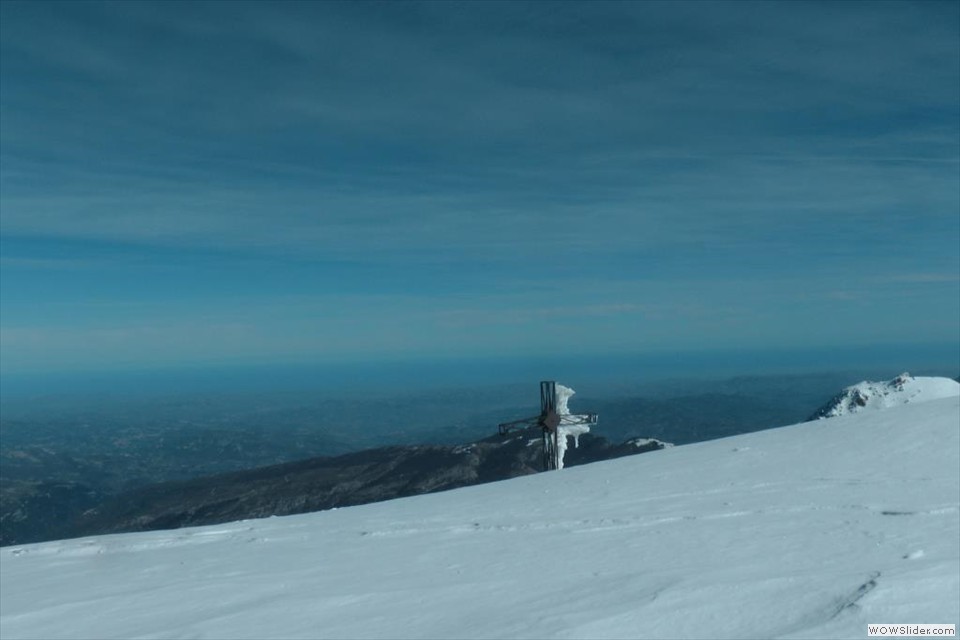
[809,372,960,420]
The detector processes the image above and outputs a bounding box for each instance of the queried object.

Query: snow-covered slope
[811,373,959,419]
[2,398,958,640]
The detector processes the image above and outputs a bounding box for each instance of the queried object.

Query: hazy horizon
[2,341,957,403]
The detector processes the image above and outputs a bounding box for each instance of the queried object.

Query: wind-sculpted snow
[1,398,958,639]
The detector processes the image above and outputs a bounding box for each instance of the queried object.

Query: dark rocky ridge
[73,431,665,537]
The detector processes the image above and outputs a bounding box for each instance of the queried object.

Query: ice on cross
[497,381,598,471]
[555,384,592,470]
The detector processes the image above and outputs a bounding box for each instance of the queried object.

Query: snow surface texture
[2,396,958,639]
[554,383,591,470]
[816,372,959,418]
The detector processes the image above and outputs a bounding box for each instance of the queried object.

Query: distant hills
[3,371,954,546]
[72,431,666,537]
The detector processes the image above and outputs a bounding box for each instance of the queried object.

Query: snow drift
[1,397,958,639]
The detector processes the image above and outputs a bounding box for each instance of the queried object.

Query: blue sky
[1,0,958,375]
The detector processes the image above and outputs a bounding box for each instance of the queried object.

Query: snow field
[1,396,958,639]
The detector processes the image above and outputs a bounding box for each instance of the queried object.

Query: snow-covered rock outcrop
[810,372,960,419]
[626,437,674,449]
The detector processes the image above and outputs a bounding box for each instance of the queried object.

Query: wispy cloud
[2,2,957,259]
[0,256,104,270]
[883,273,960,284]
[1,1,957,372]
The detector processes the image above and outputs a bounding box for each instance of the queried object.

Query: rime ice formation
[554,384,592,470]
[555,384,576,415]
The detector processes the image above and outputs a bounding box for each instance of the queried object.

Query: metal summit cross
[498,381,598,471]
